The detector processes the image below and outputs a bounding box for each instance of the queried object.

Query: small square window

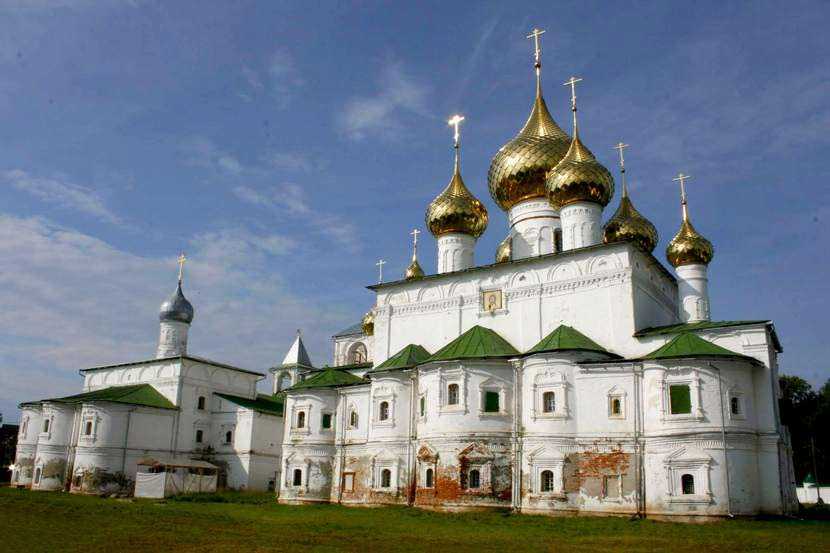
[669,385,692,415]
[484,391,500,413]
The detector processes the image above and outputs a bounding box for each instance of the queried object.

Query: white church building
[12,268,287,494]
[13,29,797,518]
[276,31,798,518]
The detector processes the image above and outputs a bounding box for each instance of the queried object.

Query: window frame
[321,412,333,431]
[197,395,206,411]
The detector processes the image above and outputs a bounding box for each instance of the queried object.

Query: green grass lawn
[0,488,827,553]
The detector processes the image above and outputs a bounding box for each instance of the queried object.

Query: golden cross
[376,259,386,283]
[448,114,464,148]
[613,142,629,170]
[673,173,691,202]
[177,252,187,283]
[410,228,420,260]
[526,28,546,68]
[563,76,583,111]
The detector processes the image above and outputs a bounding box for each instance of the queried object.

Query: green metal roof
[215,392,285,416]
[642,332,750,361]
[42,384,176,410]
[369,344,431,373]
[634,320,769,337]
[287,368,368,391]
[320,361,373,372]
[426,325,519,363]
[527,325,618,358]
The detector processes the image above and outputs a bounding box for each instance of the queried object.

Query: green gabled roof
[427,325,519,363]
[642,332,750,361]
[43,384,176,410]
[287,368,368,391]
[634,320,769,337]
[215,392,285,416]
[527,325,617,358]
[369,344,431,373]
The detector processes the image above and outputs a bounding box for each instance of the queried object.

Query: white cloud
[2,169,121,224]
[338,61,428,140]
[260,151,314,172]
[0,214,346,422]
[179,136,247,176]
[233,184,359,251]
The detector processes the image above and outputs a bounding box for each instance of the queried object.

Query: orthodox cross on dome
[376,258,386,284]
[613,142,629,195]
[177,252,187,284]
[410,228,421,260]
[672,172,692,220]
[563,76,583,131]
[526,27,546,82]
[448,114,465,171]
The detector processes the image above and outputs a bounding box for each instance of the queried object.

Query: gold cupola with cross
[425,115,488,239]
[666,173,714,267]
[603,142,658,252]
[546,76,614,211]
[488,28,571,212]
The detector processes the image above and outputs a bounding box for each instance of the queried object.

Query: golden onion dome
[546,133,614,211]
[404,257,425,280]
[603,190,658,252]
[666,216,714,267]
[495,235,512,263]
[361,309,375,336]
[487,88,571,212]
[426,160,488,239]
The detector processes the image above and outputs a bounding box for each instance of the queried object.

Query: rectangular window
[602,475,621,499]
[419,396,425,417]
[730,397,741,415]
[342,472,355,492]
[669,385,692,415]
[84,421,93,436]
[484,391,500,413]
[196,430,203,443]
[42,419,50,433]
[322,413,332,429]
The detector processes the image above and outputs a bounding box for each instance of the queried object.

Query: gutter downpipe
[336,388,346,504]
[407,370,417,506]
[709,362,734,518]
[633,362,645,518]
[511,358,522,512]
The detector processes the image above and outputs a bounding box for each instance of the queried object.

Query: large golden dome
[666,217,713,267]
[546,134,614,210]
[603,192,658,252]
[426,163,488,239]
[487,90,571,212]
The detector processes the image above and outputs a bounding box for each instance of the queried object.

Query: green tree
[779,375,828,486]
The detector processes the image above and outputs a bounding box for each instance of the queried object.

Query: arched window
[468,469,480,489]
[278,373,292,392]
[610,397,622,416]
[554,228,563,252]
[379,401,389,421]
[225,430,233,444]
[681,474,695,495]
[349,410,358,428]
[84,421,93,436]
[348,343,367,364]
[195,429,203,443]
[293,469,302,487]
[541,470,554,492]
[197,396,206,410]
[425,468,434,488]
[381,469,392,488]
[447,383,459,405]
[296,411,306,428]
[543,391,555,413]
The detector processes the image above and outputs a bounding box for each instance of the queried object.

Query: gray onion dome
[159,282,194,324]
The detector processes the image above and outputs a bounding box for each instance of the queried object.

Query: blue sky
[1,1,828,422]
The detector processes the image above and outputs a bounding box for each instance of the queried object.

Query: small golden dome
[546,134,614,210]
[666,217,714,267]
[404,257,425,280]
[426,167,488,239]
[361,309,375,336]
[495,235,512,263]
[603,193,658,252]
[488,93,571,212]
